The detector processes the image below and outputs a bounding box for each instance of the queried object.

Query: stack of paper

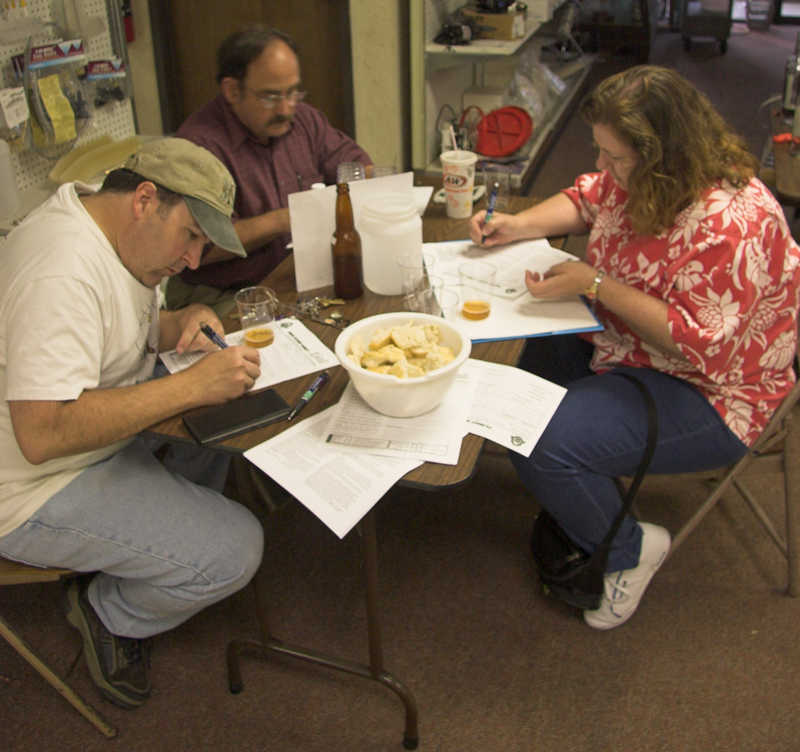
[244,359,566,539]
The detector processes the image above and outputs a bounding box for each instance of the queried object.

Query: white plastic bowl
[334,312,471,418]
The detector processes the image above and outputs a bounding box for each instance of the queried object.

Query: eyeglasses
[244,87,307,109]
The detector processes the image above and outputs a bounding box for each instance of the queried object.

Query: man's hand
[175,306,225,354]
[160,304,223,353]
[185,345,262,403]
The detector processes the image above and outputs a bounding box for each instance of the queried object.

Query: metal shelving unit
[410,0,592,193]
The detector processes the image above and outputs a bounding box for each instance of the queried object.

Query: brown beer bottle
[332,182,363,299]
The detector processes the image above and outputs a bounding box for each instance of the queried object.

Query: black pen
[481,181,499,244]
[287,371,330,420]
[199,323,228,350]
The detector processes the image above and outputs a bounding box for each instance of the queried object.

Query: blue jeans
[512,336,748,572]
[0,437,263,639]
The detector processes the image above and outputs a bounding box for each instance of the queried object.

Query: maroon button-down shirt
[176,96,371,289]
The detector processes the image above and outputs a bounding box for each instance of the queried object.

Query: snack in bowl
[334,312,470,418]
[244,327,274,348]
[347,321,455,378]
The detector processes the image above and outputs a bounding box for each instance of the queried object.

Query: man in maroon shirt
[168,26,371,314]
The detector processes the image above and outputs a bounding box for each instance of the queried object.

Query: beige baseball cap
[124,137,246,257]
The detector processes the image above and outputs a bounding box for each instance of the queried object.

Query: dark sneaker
[64,576,151,708]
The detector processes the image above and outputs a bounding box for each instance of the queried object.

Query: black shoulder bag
[529,371,658,610]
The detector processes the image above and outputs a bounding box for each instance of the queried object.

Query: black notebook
[182,389,291,445]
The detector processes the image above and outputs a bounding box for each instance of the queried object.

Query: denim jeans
[512,336,748,572]
[0,437,263,639]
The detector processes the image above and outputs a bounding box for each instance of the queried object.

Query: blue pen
[199,323,228,349]
[288,371,330,420]
[481,181,500,244]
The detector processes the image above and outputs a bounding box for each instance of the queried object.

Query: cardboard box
[461,7,528,40]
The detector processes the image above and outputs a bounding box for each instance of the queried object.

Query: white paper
[158,317,339,391]
[244,407,421,539]
[462,359,567,456]
[289,171,415,292]
[323,373,476,466]
[425,238,604,342]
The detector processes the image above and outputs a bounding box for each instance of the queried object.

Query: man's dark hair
[100,168,183,209]
[217,26,298,83]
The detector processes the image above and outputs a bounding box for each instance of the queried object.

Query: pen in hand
[287,371,330,420]
[199,322,228,350]
[481,181,500,244]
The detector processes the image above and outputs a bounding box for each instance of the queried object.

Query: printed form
[159,317,339,391]
[244,407,421,539]
[244,359,567,538]
[461,359,566,456]
[324,373,476,466]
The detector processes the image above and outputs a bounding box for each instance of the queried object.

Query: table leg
[226,506,419,750]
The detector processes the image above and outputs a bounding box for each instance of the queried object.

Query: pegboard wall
[0,0,135,195]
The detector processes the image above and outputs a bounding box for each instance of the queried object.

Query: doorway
[148,0,356,136]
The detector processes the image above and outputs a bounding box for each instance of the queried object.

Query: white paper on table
[323,372,476,466]
[158,317,339,391]
[244,407,421,539]
[462,358,567,457]
[424,238,603,342]
[288,171,414,292]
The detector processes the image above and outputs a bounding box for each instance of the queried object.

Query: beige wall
[127,0,163,135]
[349,1,409,170]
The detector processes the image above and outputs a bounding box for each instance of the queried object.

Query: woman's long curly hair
[579,65,758,236]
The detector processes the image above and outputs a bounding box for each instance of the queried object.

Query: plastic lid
[475,106,533,158]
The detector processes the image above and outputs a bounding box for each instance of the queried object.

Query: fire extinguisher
[122,0,134,43]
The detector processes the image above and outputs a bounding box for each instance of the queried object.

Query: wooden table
[146,191,542,749]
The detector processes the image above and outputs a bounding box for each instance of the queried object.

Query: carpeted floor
[2,21,800,752]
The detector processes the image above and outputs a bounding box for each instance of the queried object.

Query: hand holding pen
[199,322,228,350]
[480,181,500,244]
[288,371,330,420]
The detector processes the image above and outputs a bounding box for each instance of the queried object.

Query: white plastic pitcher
[359,194,422,295]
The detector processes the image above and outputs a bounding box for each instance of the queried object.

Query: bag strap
[594,370,659,555]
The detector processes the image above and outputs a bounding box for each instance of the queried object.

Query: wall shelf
[411,0,593,194]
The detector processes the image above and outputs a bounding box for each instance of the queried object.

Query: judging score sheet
[244,358,567,538]
[159,317,339,391]
[244,407,422,539]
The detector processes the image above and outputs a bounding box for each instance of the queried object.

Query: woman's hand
[469,210,521,247]
[525,261,595,300]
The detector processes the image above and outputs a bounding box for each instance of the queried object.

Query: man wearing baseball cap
[0,137,264,709]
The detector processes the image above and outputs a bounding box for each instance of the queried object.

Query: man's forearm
[10,371,209,464]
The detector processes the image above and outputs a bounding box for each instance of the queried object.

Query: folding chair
[663,375,800,596]
[0,558,117,737]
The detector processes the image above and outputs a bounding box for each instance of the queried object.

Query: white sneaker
[583,522,671,631]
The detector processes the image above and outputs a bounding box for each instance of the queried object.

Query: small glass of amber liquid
[235,286,277,347]
[459,260,496,320]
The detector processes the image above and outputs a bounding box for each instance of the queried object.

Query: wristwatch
[585,269,606,301]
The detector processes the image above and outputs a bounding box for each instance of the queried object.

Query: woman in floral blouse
[470,65,800,630]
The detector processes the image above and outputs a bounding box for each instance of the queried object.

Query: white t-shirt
[0,183,160,537]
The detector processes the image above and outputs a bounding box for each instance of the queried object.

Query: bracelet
[585,269,606,301]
